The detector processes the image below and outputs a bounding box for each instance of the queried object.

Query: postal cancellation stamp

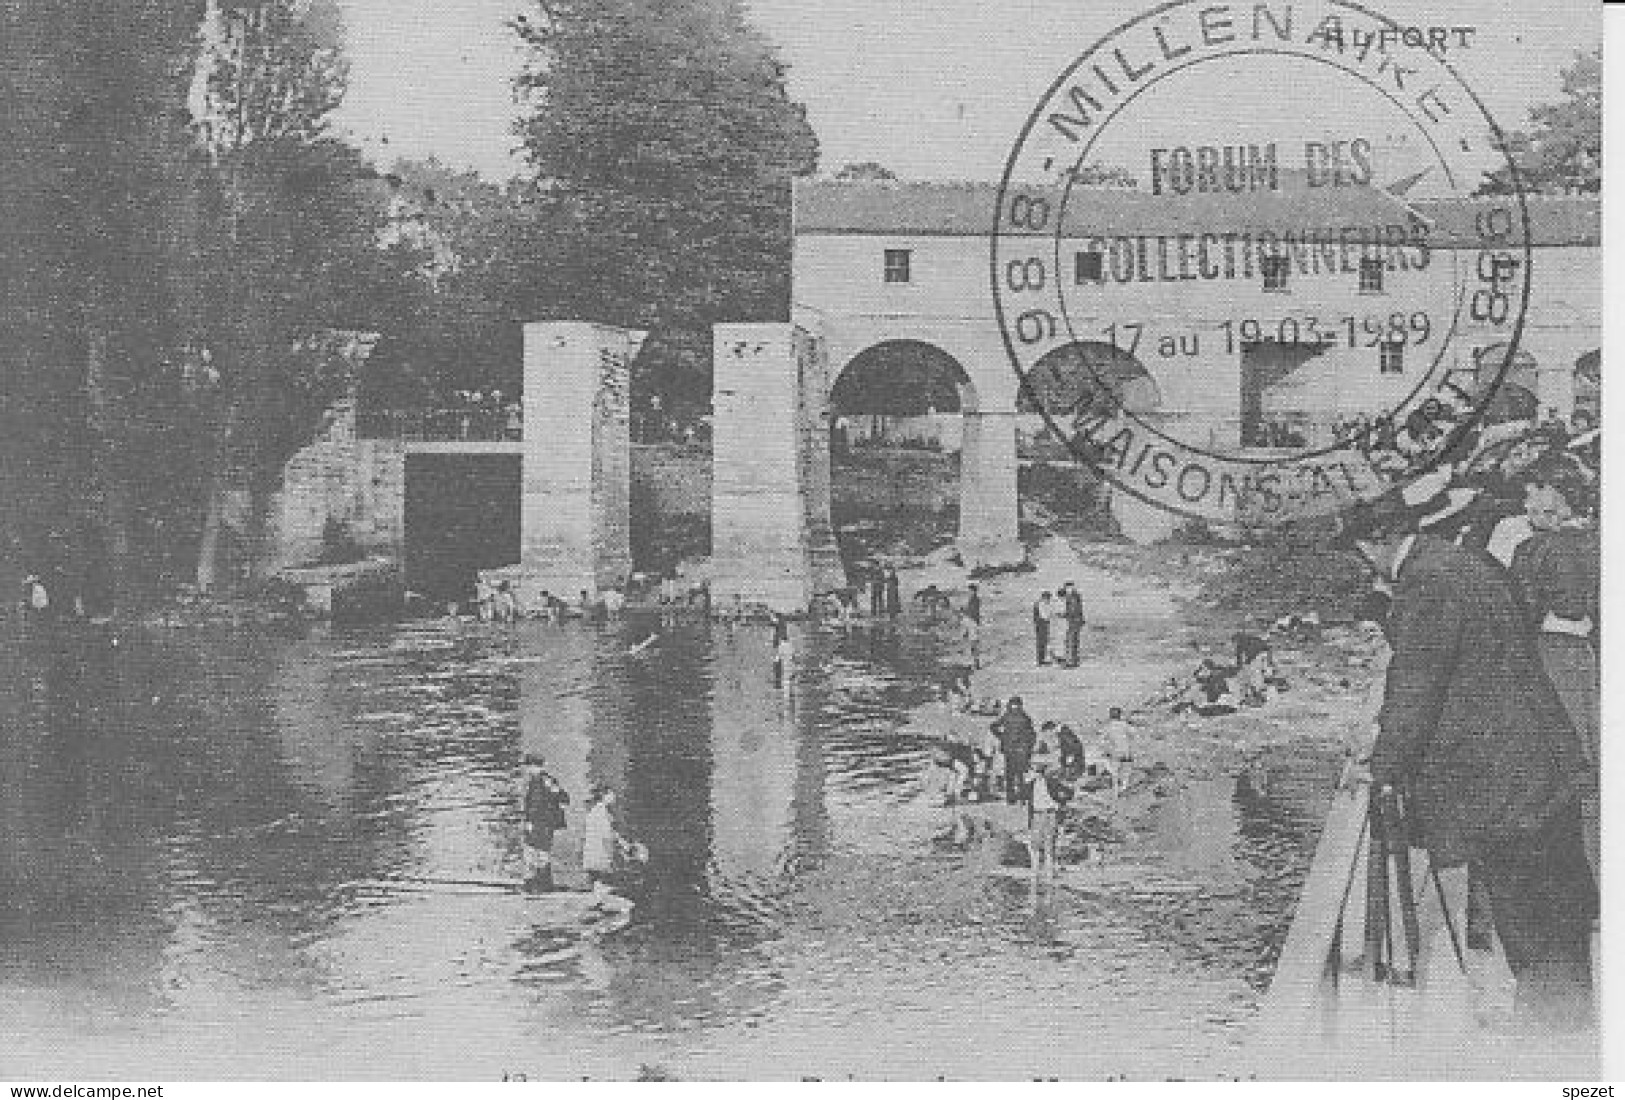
[993,0,1537,529]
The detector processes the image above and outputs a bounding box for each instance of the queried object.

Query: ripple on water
[0,617,1345,1078]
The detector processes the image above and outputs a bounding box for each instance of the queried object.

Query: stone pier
[957,410,1024,569]
[712,323,846,612]
[794,327,848,594]
[511,321,646,606]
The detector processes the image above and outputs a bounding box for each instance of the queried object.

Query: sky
[335,0,1599,184]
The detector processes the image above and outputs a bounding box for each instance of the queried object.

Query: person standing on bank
[961,583,983,670]
[993,696,1037,806]
[884,568,902,618]
[519,754,569,892]
[1060,581,1086,667]
[869,566,885,617]
[1032,590,1054,666]
[1339,485,1596,1030]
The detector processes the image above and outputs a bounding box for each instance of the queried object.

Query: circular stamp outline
[1051,49,1470,467]
[990,0,1534,526]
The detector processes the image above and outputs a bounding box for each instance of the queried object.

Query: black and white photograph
[0,0,1607,1082]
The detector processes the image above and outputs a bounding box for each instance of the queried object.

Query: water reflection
[1,616,1338,1079]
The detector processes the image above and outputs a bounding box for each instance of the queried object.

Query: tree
[511,0,819,415]
[1478,48,1600,196]
[0,0,207,607]
[192,0,401,590]
[361,158,548,406]
[834,161,897,182]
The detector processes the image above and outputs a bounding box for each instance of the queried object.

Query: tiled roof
[1409,196,1600,248]
[794,180,1599,248]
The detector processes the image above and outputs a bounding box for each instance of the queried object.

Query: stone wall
[270,398,405,571]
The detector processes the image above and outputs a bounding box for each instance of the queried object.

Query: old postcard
[0,0,1605,1083]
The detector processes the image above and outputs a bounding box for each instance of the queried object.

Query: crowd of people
[435,388,523,441]
[1151,630,1292,718]
[1333,413,1600,1031]
[925,685,1141,878]
[451,581,629,624]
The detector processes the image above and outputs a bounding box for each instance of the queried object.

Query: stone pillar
[519,321,645,606]
[957,410,1024,569]
[793,327,848,595]
[714,323,845,613]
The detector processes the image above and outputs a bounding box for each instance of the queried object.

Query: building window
[883,249,912,283]
[1379,342,1404,374]
[1359,256,1385,294]
[1075,250,1104,283]
[1261,255,1290,292]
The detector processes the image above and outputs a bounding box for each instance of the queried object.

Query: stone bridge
[272,318,1023,613]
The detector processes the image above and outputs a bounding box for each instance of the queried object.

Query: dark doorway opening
[404,455,520,604]
[1240,342,1327,447]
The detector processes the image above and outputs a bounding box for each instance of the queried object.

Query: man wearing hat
[1059,581,1086,668]
[1336,475,1596,1030]
[991,697,1037,806]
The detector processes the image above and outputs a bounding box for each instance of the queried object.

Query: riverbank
[900,529,1381,885]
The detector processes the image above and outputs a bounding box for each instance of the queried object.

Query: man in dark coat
[520,753,571,892]
[1032,591,1054,666]
[1340,487,1596,1029]
[992,697,1037,805]
[884,568,902,617]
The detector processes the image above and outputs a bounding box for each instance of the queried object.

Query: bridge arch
[1019,341,1175,543]
[824,338,1019,570]
[832,339,978,409]
[1018,340,1161,419]
[830,339,978,444]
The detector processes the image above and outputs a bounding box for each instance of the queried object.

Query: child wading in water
[1026,752,1065,881]
[1103,707,1135,796]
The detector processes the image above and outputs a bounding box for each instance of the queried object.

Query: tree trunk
[194,399,243,594]
[197,145,260,597]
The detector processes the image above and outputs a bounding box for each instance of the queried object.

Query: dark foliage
[1477,49,1600,196]
[510,0,819,417]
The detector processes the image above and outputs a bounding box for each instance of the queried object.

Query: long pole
[1365,794,1391,982]
[1379,785,1422,984]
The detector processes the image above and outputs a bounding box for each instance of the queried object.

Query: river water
[0,615,1335,1080]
